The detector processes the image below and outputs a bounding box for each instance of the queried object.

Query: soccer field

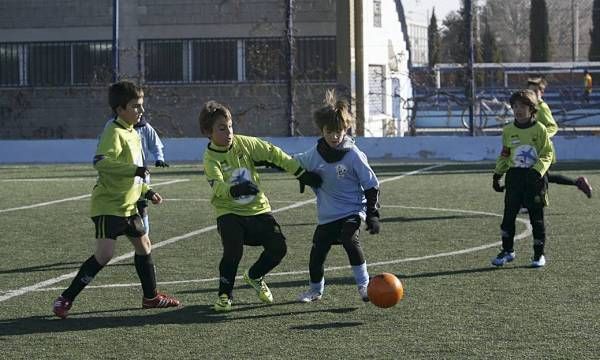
[1,162,599,359]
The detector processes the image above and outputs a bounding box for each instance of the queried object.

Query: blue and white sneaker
[298,288,323,303]
[531,254,546,268]
[492,250,516,266]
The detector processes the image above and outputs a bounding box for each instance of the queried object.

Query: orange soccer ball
[367,273,404,308]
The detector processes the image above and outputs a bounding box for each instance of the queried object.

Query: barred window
[28,43,71,86]
[192,39,237,82]
[73,43,112,84]
[245,39,286,81]
[143,40,184,82]
[369,65,385,114]
[0,44,20,86]
[373,0,382,28]
[295,37,336,82]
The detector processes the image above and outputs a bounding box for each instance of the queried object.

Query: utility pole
[354,0,365,136]
[466,0,475,135]
[572,0,579,61]
[112,0,119,82]
[285,0,295,136]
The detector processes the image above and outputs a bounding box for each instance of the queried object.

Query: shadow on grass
[380,214,491,223]
[289,321,363,330]
[0,262,130,275]
[0,302,359,336]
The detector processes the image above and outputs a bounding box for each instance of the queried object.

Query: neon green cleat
[243,270,273,304]
[213,293,232,312]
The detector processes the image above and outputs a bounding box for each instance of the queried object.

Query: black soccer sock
[62,255,104,301]
[547,173,576,186]
[135,254,157,299]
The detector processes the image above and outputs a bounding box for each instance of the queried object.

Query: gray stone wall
[0,83,333,139]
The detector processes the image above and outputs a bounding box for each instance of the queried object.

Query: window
[143,40,184,82]
[0,44,20,86]
[28,43,71,86]
[368,65,385,114]
[73,43,112,84]
[192,39,237,82]
[0,41,112,87]
[295,37,336,82]
[373,0,382,28]
[245,39,286,81]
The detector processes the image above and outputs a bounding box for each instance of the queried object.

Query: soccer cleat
[575,177,592,198]
[243,270,273,304]
[213,293,233,312]
[491,250,516,266]
[358,285,370,302]
[531,254,546,268]
[52,295,73,319]
[298,289,323,303]
[142,292,181,309]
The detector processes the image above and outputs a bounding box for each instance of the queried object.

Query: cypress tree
[530,0,550,62]
[590,0,600,60]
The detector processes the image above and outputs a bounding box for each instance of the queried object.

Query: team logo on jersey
[230,167,256,204]
[513,145,538,168]
[336,164,348,179]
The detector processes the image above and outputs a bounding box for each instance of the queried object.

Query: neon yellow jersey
[91,117,150,217]
[203,134,303,217]
[495,120,553,176]
[535,100,558,163]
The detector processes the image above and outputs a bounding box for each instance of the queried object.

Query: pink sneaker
[52,295,73,319]
[575,177,592,198]
[142,292,181,309]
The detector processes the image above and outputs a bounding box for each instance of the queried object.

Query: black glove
[144,189,157,201]
[254,160,284,172]
[365,214,380,234]
[492,173,505,192]
[135,166,150,178]
[297,170,322,188]
[364,187,381,234]
[155,160,169,167]
[230,181,260,198]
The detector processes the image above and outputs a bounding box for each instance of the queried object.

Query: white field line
[0,165,440,302]
[0,179,189,214]
[29,205,531,292]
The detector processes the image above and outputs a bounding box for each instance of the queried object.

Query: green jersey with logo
[495,120,553,176]
[536,100,558,163]
[91,117,150,217]
[203,135,303,217]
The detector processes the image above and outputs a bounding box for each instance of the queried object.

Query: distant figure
[583,70,592,103]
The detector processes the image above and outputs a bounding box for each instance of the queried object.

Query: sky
[403,0,463,25]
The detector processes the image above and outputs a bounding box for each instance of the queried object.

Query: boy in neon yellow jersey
[52,81,180,319]
[492,89,553,268]
[199,100,322,311]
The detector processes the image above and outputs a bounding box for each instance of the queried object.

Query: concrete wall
[2,135,599,164]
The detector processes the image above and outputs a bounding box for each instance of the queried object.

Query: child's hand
[298,171,322,188]
[144,189,163,205]
[230,181,260,198]
[492,173,505,192]
[366,215,380,234]
[135,166,150,178]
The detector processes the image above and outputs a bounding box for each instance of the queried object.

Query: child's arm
[532,126,553,177]
[93,128,140,177]
[536,102,558,138]
[142,123,168,166]
[353,150,381,234]
[494,130,511,176]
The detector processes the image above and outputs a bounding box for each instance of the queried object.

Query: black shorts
[217,213,285,247]
[92,214,146,240]
[313,215,362,246]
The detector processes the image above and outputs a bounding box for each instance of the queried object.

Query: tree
[590,0,600,60]
[530,0,550,61]
[427,8,441,67]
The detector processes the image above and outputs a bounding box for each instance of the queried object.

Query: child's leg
[61,237,112,301]
[129,234,158,299]
[309,225,333,288]
[547,171,576,185]
[528,206,546,259]
[137,199,149,234]
[216,215,245,297]
[500,170,526,252]
[339,216,368,287]
[247,214,287,279]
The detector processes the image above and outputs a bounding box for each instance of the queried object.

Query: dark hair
[198,100,232,136]
[509,89,538,116]
[108,81,143,113]
[313,89,353,131]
